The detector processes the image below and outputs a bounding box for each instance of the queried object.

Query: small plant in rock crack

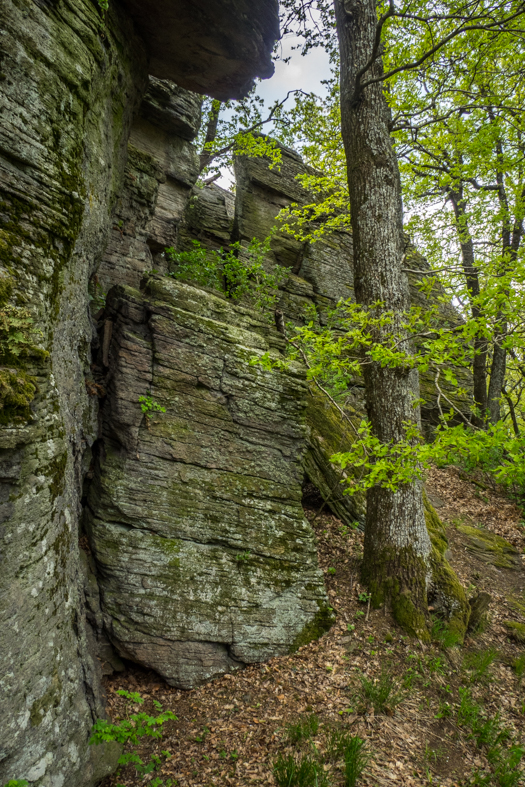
[139,392,166,419]
[285,713,320,745]
[89,690,176,786]
[234,550,251,563]
[273,753,328,787]
[358,667,403,714]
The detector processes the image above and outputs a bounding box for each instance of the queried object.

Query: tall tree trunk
[448,188,488,425]
[487,335,507,423]
[199,99,222,172]
[486,130,516,425]
[333,0,432,638]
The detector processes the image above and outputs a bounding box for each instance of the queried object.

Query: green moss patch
[0,367,37,424]
[290,601,335,652]
[504,620,525,644]
[456,523,521,570]
[507,595,525,618]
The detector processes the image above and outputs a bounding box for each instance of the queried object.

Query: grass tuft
[359,667,403,714]
[273,753,328,787]
[285,714,320,745]
[463,647,498,683]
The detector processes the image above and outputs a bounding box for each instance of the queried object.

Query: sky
[258,33,332,106]
[216,34,332,188]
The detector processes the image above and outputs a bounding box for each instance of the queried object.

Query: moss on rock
[455,522,521,570]
[290,601,336,652]
[0,367,37,424]
[504,621,525,644]
[425,493,470,641]
[303,386,365,527]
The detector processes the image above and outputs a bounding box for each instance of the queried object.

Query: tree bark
[333,0,432,637]
[448,188,488,425]
[199,100,222,172]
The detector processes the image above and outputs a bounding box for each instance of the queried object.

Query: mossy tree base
[425,494,470,641]
[362,491,470,643]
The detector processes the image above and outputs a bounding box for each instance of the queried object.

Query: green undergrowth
[274,713,370,787]
[455,686,524,785]
[89,690,177,787]
[164,238,287,319]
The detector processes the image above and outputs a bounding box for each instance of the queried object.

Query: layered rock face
[0,0,471,781]
[0,0,280,785]
[86,277,332,689]
[120,0,279,99]
[0,1,146,783]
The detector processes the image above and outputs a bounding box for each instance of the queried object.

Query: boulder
[85,276,334,689]
[455,524,522,570]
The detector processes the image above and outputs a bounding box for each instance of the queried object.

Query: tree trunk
[333,0,432,638]
[448,189,488,425]
[488,336,507,423]
[199,99,222,172]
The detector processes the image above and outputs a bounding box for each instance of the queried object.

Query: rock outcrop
[86,277,333,689]
[120,0,280,99]
[0,0,280,784]
[0,0,473,781]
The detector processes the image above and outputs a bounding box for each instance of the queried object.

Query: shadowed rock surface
[120,0,280,99]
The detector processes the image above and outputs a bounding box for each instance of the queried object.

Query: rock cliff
[86,277,332,690]
[0,0,280,784]
[0,1,472,783]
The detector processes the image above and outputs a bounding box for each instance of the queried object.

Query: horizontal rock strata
[86,277,333,689]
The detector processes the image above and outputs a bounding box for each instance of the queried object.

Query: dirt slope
[100,466,525,787]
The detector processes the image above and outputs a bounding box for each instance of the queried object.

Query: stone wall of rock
[85,277,333,689]
[0,1,147,783]
[0,0,280,784]
[0,0,473,779]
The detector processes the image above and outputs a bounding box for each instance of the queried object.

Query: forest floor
[100,466,525,787]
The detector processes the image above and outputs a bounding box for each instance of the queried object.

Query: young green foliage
[139,393,166,419]
[165,238,288,319]
[89,690,176,784]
